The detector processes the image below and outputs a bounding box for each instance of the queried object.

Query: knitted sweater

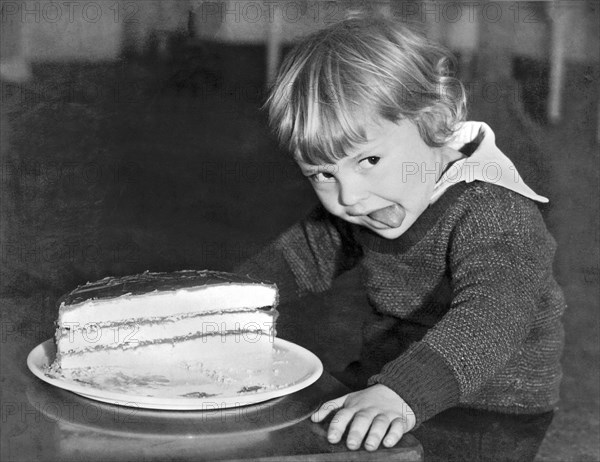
[235,142,565,427]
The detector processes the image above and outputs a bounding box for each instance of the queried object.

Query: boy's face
[296,119,446,239]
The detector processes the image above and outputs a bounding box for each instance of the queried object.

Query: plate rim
[27,337,323,410]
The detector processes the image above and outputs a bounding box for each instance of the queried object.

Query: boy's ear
[414,103,455,140]
[415,102,451,122]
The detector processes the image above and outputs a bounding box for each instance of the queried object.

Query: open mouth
[366,204,405,229]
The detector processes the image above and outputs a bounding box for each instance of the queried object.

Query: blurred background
[1,1,598,461]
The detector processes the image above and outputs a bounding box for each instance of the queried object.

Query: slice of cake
[50,270,279,389]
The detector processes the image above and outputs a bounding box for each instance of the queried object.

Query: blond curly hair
[266,14,467,164]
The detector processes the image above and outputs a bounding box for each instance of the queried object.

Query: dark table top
[1,294,553,462]
[0,296,423,462]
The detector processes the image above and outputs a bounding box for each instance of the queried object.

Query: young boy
[235,15,565,453]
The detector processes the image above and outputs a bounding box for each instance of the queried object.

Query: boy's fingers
[364,414,391,451]
[310,395,346,422]
[345,409,377,450]
[327,408,355,444]
[382,417,407,448]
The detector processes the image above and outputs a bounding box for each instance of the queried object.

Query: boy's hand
[311,384,416,451]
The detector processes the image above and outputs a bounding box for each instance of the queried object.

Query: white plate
[28,338,322,410]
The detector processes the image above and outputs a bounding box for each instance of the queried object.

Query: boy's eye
[309,172,336,183]
[359,156,380,169]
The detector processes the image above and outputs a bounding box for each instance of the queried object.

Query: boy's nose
[338,177,369,208]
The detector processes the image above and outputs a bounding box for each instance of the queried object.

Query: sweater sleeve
[368,188,557,425]
[234,205,362,304]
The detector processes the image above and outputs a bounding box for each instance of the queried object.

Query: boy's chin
[364,225,406,240]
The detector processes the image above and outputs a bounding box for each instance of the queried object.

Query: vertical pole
[266,3,282,87]
[0,0,31,82]
[548,1,569,124]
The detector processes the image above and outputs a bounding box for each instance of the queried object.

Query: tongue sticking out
[368,204,405,228]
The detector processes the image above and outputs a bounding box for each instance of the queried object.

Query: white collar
[431,121,548,204]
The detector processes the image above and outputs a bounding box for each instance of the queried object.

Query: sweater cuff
[367,342,460,426]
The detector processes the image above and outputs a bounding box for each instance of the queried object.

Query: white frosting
[58,333,275,378]
[59,284,278,325]
[57,311,276,352]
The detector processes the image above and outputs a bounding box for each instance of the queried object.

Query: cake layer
[57,310,276,352]
[51,270,280,385]
[59,270,278,325]
[57,333,274,378]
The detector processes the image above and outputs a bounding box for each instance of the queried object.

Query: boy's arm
[368,189,561,425]
[234,205,361,303]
